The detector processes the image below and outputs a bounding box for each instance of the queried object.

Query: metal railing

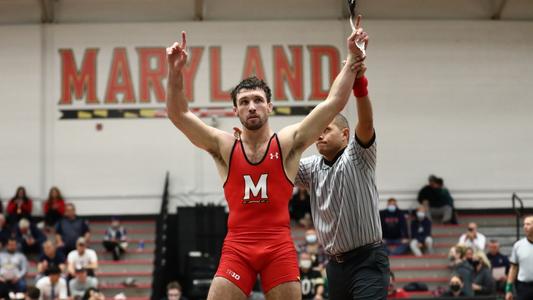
[512,193,524,241]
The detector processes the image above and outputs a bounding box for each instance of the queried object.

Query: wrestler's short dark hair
[231,76,272,107]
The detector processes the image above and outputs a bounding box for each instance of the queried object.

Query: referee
[505,215,533,300]
[295,32,389,300]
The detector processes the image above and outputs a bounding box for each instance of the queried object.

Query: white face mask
[416,212,426,219]
[300,259,312,269]
[387,205,396,213]
[305,234,317,244]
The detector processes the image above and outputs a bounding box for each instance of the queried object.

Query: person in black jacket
[472,251,496,296]
[442,275,468,297]
[409,206,433,256]
[417,175,454,224]
[380,198,409,255]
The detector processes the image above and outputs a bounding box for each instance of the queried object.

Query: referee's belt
[329,241,383,264]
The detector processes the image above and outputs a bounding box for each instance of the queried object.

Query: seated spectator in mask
[55,203,90,255]
[409,205,433,257]
[442,275,467,297]
[16,218,46,255]
[67,238,98,277]
[387,271,409,299]
[486,239,510,293]
[69,267,98,299]
[289,187,313,229]
[35,265,67,300]
[37,241,66,279]
[297,229,328,270]
[43,187,66,229]
[448,246,475,296]
[0,238,28,293]
[102,217,128,261]
[0,214,12,248]
[7,187,33,226]
[472,251,496,296]
[299,252,325,300]
[458,222,486,252]
[380,198,409,255]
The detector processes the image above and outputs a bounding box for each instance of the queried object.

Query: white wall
[0,26,42,204]
[0,20,532,214]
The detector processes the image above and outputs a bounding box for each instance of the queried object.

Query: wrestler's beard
[240,115,265,131]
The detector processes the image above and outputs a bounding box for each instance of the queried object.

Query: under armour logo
[270,152,279,160]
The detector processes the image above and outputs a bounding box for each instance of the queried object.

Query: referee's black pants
[516,281,533,300]
[326,243,390,300]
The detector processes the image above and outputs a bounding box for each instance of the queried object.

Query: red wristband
[352,76,368,98]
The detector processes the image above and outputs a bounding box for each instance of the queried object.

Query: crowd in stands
[0,186,130,300]
[289,175,516,299]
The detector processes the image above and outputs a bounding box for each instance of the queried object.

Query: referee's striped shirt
[296,133,382,255]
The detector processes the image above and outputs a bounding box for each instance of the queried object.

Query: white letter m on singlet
[243,174,268,201]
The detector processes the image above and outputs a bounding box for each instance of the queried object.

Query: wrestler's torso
[223,134,294,236]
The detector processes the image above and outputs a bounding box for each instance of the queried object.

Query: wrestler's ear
[267,101,273,113]
[342,127,350,141]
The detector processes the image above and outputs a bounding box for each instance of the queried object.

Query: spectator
[43,187,66,229]
[35,265,67,300]
[0,238,28,293]
[380,198,409,255]
[81,288,104,300]
[289,188,312,228]
[55,203,90,255]
[7,187,32,226]
[67,238,98,277]
[299,252,324,300]
[449,245,474,296]
[37,241,66,279]
[102,217,127,261]
[487,239,510,292]
[296,229,328,270]
[0,214,12,248]
[417,175,453,224]
[69,267,98,299]
[472,251,496,296]
[16,218,46,256]
[163,281,188,300]
[409,205,433,257]
[387,271,409,299]
[458,222,486,251]
[441,275,467,297]
[26,286,40,300]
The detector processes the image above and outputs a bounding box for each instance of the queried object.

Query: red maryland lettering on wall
[210,47,231,102]
[181,47,204,102]
[242,46,266,81]
[273,46,303,101]
[59,48,99,105]
[105,48,135,104]
[137,48,167,103]
[308,46,340,101]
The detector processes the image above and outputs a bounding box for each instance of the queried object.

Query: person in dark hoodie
[449,246,475,296]
[441,275,468,297]
[472,251,496,296]
[380,198,409,255]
